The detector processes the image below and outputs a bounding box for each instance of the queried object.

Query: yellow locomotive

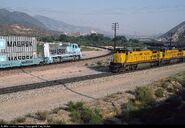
[109,48,185,73]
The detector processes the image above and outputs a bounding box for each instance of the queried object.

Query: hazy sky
[1,0,185,35]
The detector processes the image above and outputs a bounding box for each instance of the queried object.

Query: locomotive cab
[109,48,127,73]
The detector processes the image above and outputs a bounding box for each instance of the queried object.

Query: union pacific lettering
[7,41,33,47]
[8,56,33,61]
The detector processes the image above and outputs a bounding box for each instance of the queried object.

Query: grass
[51,107,63,114]
[81,46,100,52]
[161,80,169,89]
[155,88,164,98]
[135,86,155,105]
[0,119,7,124]
[47,117,65,124]
[122,99,139,121]
[66,101,103,124]
[35,111,48,121]
[10,117,26,124]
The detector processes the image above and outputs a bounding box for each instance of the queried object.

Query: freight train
[109,48,185,73]
[0,36,82,68]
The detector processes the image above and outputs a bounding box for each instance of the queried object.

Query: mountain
[0,9,110,37]
[0,9,62,36]
[34,15,110,35]
[0,9,46,29]
[158,21,185,44]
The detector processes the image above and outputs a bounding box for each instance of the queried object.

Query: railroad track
[0,50,112,77]
[0,61,184,95]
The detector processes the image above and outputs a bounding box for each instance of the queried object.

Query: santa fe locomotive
[0,36,82,68]
[109,47,185,73]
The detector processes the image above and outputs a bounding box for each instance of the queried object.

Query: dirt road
[1,63,185,121]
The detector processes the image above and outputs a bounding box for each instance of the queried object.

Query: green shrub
[70,111,81,123]
[96,61,103,66]
[122,99,139,120]
[135,86,155,105]
[80,108,103,124]
[66,101,103,124]
[155,88,164,98]
[161,81,169,89]
[35,111,48,121]
[67,101,84,112]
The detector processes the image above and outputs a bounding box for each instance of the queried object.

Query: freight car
[0,36,82,68]
[109,48,185,73]
[0,36,43,68]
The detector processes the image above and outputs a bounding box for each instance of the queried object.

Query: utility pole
[112,22,119,51]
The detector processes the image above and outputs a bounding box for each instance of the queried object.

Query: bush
[135,86,155,105]
[155,88,164,98]
[35,111,48,121]
[161,81,169,89]
[80,108,103,124]
[67,101,84,112]
[122,99,139,120]
[66,101,103,124]
[70,111,81,123]
[96,61,103,66]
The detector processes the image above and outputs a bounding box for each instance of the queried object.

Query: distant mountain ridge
[0,9,46,29]
[34,15,110,35]
[158,21,185,44]
[0,9,110,36]
[0,9,64,36]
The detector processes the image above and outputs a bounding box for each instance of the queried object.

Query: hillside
[158,21,185,45]
[34,15,110,35]
[0,9,62,36]
[0,9,46,29]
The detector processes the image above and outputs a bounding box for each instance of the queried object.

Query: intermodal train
[109,48,185,73]
[0,36,82,68]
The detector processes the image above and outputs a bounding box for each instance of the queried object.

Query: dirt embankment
[1,63,185,121]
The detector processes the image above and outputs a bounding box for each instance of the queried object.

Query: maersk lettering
[8,56,33,61]
[7,41,33,47]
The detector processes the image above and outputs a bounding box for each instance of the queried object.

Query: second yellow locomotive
[110,48,185,73]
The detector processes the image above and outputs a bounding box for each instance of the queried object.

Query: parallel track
[0,49,112,76]
[0,61,184,95]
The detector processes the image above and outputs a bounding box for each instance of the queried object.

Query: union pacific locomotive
[109,48,185,73]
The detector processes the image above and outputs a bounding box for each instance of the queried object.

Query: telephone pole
[112,22,119,51]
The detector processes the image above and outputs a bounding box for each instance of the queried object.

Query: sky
[0,0,185,36]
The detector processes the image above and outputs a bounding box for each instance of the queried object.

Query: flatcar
[109,48,185,73]
[0,36,82,68]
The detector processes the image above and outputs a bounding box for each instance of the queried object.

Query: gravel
[1,63,185,121]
